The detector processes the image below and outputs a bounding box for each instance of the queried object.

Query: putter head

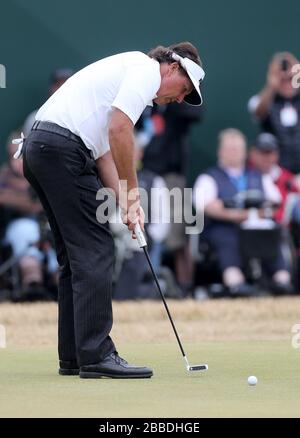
[187,364,208,373]
[184,356,208,373]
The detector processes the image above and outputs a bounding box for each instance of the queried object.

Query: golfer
[20,42,205,379]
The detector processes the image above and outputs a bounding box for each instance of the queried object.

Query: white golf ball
[248,375,258,386]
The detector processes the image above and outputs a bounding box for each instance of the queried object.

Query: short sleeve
[112,62,161,125]
[248,95,260,114]
[193,174,218,209]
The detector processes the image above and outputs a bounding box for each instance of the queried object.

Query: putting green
[0,341,299,418]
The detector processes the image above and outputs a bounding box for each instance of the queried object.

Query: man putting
[21,42,205,379]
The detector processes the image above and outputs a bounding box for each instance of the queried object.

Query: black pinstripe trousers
[23,128,116,366]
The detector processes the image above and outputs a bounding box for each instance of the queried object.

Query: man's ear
[169,62,179,75]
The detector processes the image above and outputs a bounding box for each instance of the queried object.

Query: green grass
[0,341,299,417]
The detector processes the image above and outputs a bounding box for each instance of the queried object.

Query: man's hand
[119,187,145,238]
[255,52,300,120]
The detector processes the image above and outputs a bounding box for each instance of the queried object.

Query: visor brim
[183,74,203,106]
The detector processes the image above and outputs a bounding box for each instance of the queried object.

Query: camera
[281,58,289,71]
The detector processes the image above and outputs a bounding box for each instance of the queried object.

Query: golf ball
[248,375,258,386]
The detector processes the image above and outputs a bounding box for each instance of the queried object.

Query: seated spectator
[0,132,57,298]
[193,128,291,296]
[248,52,300,174]
[249,132,300,225]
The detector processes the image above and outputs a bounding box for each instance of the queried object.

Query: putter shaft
[134,224,208,372]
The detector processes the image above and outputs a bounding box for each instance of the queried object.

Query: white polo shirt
[35,51,161,159]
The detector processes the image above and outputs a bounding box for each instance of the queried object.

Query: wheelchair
[191,190,297,298]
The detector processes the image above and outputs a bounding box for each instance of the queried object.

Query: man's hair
[218,128,247,147]
[148,42,202,68]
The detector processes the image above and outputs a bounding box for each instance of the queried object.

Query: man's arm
[108,107,143,231]
[109,108,138,191]
[194,174,249,223]
[95,150,120,201]
[253,87,276,120]
[0,189,42,215]
[253,58,282,120]
[204,200,249,223]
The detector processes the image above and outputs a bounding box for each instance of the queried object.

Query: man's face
[250,148,279,174]
[154,63,194,105]
[218,135,247,169]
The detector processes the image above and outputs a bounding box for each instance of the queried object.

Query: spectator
[23,68,74,137]
[110,136,172,300]
[0,131,43,293]
[248,52,300,174]
[0,132,57,297]
[193,128,291,295]
[141,101,202,296]
[249,132,300,225]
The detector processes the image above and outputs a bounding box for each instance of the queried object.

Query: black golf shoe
[59,360,80,376]
[79,352,153,379]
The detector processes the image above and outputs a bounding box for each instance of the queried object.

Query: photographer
[248,52,300,174]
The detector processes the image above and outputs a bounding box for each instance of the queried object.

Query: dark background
[0,0,299,181]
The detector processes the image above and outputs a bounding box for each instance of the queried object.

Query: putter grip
[134,223,147,248]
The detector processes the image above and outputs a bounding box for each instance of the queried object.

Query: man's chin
[154,97,171,105]
[154,97,163,105]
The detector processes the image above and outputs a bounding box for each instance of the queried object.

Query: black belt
[32,120,87,148]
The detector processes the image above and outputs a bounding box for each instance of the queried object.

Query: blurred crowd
[1,51,300,302]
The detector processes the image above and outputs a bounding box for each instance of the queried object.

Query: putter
[134,223,208,374]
